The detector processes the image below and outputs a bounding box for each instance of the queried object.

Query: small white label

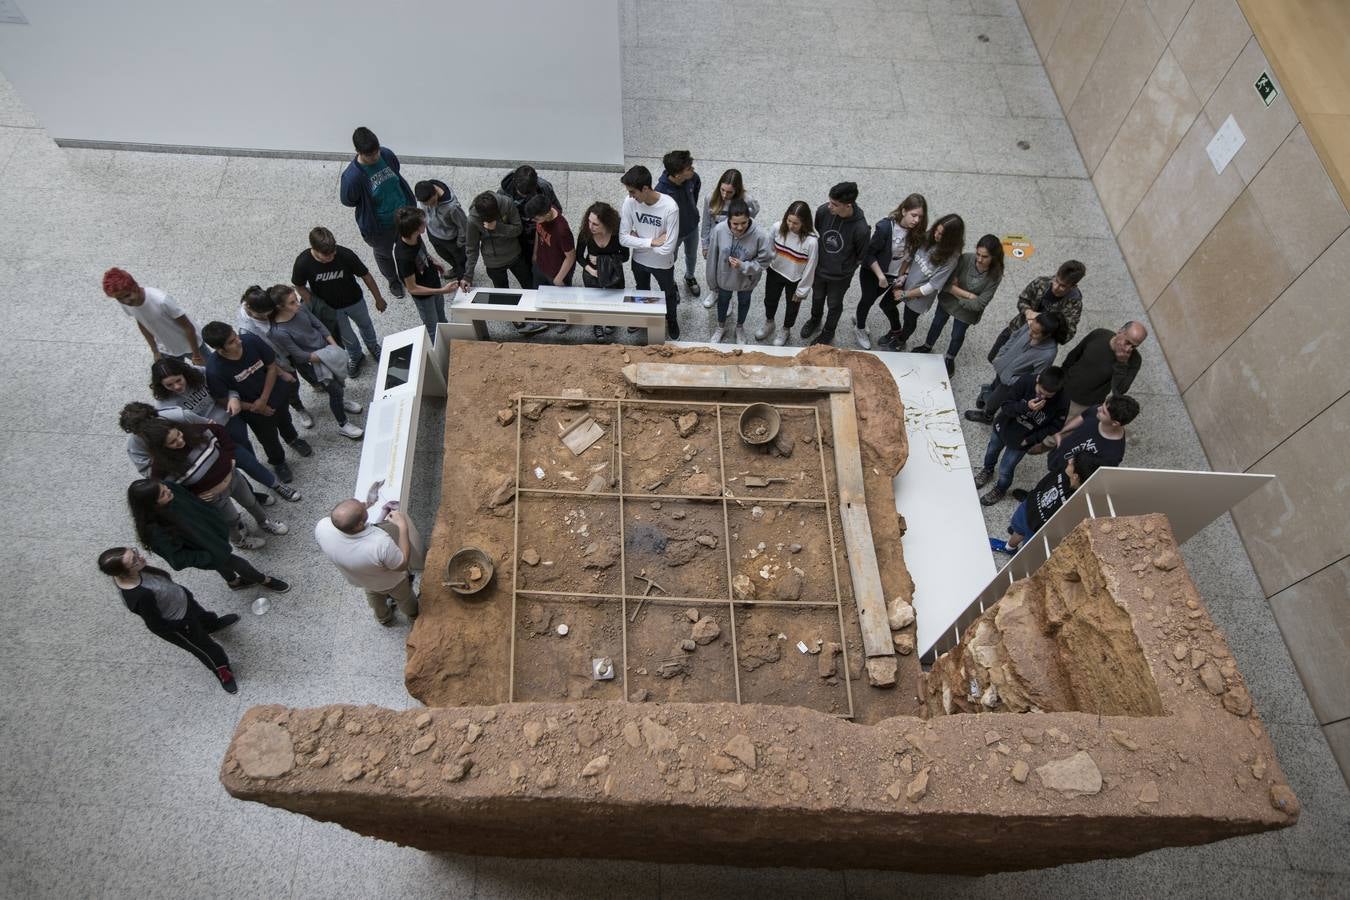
[1206,115,1246,175]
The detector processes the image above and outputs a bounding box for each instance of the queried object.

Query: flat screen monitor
[384,345,413,390]
[473,292,523,306]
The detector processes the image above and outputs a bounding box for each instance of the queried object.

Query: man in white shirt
[102,267,204,364]
[314,500,419,625]
[618,165,681,340]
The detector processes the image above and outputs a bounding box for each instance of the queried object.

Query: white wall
[0,0,623,165]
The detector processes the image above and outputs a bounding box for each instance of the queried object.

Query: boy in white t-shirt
[618,165,681,340]
[102,267,204,364]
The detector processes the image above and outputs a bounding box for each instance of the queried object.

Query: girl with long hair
[914,233,1005,375]
[853,193,928,349]
[756,200,818,345]
[698,169,760,307]
[879,213,966,351]
[576,201,630,342]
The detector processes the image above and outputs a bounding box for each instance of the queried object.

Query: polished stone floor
[0,0,1344,896]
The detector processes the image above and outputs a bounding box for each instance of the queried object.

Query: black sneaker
[912,344,933,353]
[254,491,275,507]
[980,487,1007,506]
[799,318,821,339]
[208,613,241,633]
[272,483,302,502]
[668,321,680,341]
[810,331,835,346]
[684,276,700,297]
[288,438,314,458]
[368,347,381,364]
[261,577,290,594]
[515,322,548,336]
[592,326,611,343]
[216,666,239,694]
[273,461,295,483]
[347,357,364,378]
[964,410,992,424]
[973,466,994,488]
[389,281,406,299]
[1010,488,1029,502]
[878,330,904,351]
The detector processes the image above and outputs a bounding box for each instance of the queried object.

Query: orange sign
[1001,234,1035,260]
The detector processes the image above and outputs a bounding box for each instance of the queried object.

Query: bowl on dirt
[738,403,781,447]
[446,547,495,598]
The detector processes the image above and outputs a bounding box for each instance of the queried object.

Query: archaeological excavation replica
[221,341,1299,874]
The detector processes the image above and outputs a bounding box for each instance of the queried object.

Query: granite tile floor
[1,1,1346,896]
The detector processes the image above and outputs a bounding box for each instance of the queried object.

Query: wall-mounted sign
[1254,71,1278,107]
[1001,235,1035,260]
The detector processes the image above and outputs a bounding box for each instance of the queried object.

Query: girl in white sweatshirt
[756,201,819,346]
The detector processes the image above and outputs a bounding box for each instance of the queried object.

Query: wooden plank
[828,392,895,663]
[622,363,852,393]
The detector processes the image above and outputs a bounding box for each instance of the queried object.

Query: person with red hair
[102,267,205,365]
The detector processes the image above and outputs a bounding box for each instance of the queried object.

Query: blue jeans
[225,415,277,488]
[924,307,971,358]
[715,289,753,325]
[412,293,446,339]
[332,300,380,364]
[676,231,698,279]
[1008,499,1031,540]
[982,428,1026,492]
[297,361,349,426]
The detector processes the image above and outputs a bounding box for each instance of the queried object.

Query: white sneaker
[232,534,265,550]
[772,329,788,346]
[854,325,872,350]
[342,399,363,414]
[260,519,289,535]
[753,323,772,341]
[338,422,365,439]
[294,408,315,429]
[702,295,715,309]
[735,325,747,344]
[710,324,726,343]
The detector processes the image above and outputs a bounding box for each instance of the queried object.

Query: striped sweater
[767,222,819,296]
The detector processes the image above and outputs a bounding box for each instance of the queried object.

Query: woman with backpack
[576,201,630,342]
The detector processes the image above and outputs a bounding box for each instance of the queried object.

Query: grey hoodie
[700,193,760,251]
[418,180,468,248]
[465,190,525,275]
[705,219,774,293]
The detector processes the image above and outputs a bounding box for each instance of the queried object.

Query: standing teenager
[395,206,454,339]
[698,169,761,308]
[261,285,365,439]
[705,200,774,344]
[291,226,385,377]
[339,127,415,299]
[102,268,204,365]
[801,182,869,346]
[576,201,629,342]
[618,165,682,340]
[413,179,469,282]
[757,201,818,346]
[915,233,1004,375]
[878,213,965,351]
[460,191,547,337]
[853,194,927,350]
[655,149,702,298]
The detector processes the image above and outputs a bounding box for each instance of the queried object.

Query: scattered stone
[886,779,904,801]
[1142,586,1155,601]
[580,755,610,778]
[1198,663,1226,695]
[235,722,296,779]
[906,768,930,803]
[641,717,678,754]
[442,759,472,782]
[1110,730,1139,751]
[411,733,436,755]
[1172,643,1188,662]
[751,506,765,520]
[723,734,757,770]
[466,723,483,743]
[344,721,363,736]
[695,534,718,548]
[1222,686,1253,717]
[1035,752,1102,796]
[984,730,1002,746]
[651,501,661,510]
[581,540,619,569]
[739,634,781,671]
[1011,760,1030,783]
[367,749,387,767]
[1252,756,1268,780]
[866,656,898,687]
[535,767,558,790]
[523,722,544,747]
[664,540,699,567]
[789,543,803,554]
[1190,648,1208,669]
[1270,784,1300,816]
[487,476,516,508]
[622,722,642,749]
[683,472,719,496]
[308,750,331,768]
[818,642,841,678]
[415,713,432,730]
[772,571,804,602]
[788,771,809,794]
[522,399,550,421]
[340,759,364,782]
[576,723,601,748]
[676,412,699,437]
[632,689,649,702]
[680,639,697,652]
[685,608,701,622]
[710,754,737,774]
[671,511,686,520]
[521,548,540,566]
[890,633,915,655]
[772,431,795,458]
[1138,782,1160,804]
[732,574,756,602]
[496,408,515,427]
[691,616,721,645]
[721,772,749,792]
[887,598,915,630]
[1152,550,1181,571]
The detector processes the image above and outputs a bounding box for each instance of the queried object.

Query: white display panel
[0,0,623,166]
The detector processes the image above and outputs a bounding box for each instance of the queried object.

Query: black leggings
[215,553,266,586]
[762,269,802,326]
[854,269,892,329]
[880,297,921,341]
[155,598,230,675]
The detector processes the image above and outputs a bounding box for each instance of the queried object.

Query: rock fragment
[442,759,472,782]
[1198,663,1226,695]
[521,548,540,566]
[523,722,545,747]
[893,633,915,655]
[580,755,610,778]
[906,768,930,803]
[732,574,756,602]
[887,598,915,630]
[723,734,757,770]
[1035,752,1102,796]
[691,616,721,645]
[1011,760,1029,783]
[411,733,436,755]
[235,722,296,779]
[496,408,515,426]
[676,412,699,437]
[818,642,841,678]
[340,759,364,782]
[1270,784,1300,816]
[414,713,432,730]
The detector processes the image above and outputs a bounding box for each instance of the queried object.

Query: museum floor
[0,1,1345,896]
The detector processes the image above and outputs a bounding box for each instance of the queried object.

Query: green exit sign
[1255,71,1278,107]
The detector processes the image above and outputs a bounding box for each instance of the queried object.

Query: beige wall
[1019,0,1349,771]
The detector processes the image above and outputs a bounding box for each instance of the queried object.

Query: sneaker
[753,323,772,341]
[701,295,715,309]
[592,326,611,343]
[945,357,956,377]
[338,422,365,439]
[254,491,275,507]
[963,410,992,424]
[272,482,301,502]
[261,577,290,594]
[347,359,362,378]
[734,325,747,344]
[515,322,548,336]
[878,331,904,351]
[912,344,933,354]
[342,398,363,414]
[626,326,642,334]
[772,329,788,347]
[668,321,681,340]
[980,486,1007,506]
[685,276,700,297]
[1010,488,1029,502]
[989,537,1011,554]
[368,347,381,364]
[810,330,835,346]
[602,326,616,335]
[799,318,821,339]
[260,519,289,535]
[293,408,315,429]
[208,613,240,633]
[389,281,406,299]
[710,323,726,343]
[232,534,265,550]
[377,613,396,627]
[854,325,872,350]
[273,461,294,484]
[288,438,314,457]
[216,666,239,694]
[973,466,994,488]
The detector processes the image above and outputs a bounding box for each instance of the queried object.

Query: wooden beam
[622,363,852,393]
[828,392,895,670]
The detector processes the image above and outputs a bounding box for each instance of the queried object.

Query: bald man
[314,499,418,625]
[1030,321,1148,453]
